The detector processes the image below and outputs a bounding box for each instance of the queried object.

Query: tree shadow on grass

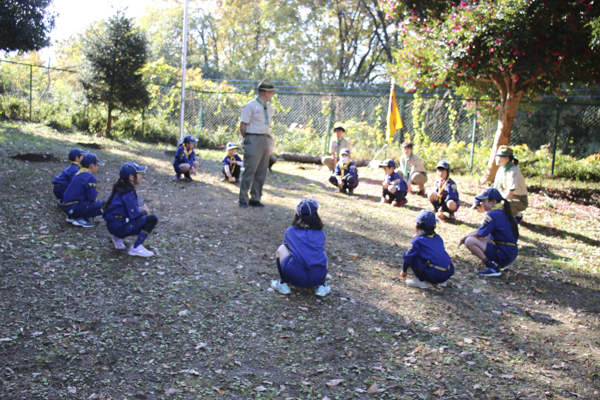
[521,221,600,248]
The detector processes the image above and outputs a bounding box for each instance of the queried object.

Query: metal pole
[469,99,478,170]
[197,103,204,141]
[323,95,334,155]
[551,104,561,176]
[178,0,190,144]
[29,65,33,121]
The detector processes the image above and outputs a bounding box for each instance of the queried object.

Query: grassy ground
[0,120,599,400]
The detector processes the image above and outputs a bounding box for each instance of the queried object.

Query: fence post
[323,94,334,155]
[141,108,145,134]
[197,102,204,141]
[29,64,33,121]
[469,99,478,171]
[551,104,561,176]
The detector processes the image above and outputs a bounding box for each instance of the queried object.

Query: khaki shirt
[241,99,273,134]
[329,137,352,158]
[497,164,528,196]
[397,154,427,177]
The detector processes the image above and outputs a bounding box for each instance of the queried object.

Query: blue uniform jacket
[334,161,359,188]
[52,163,80,187]
[62,170,98,205]
[103,190,145,222]
[403,234,452,273]
[385,171,407,192]
[282,226,328,287]
[477,207,517,244]
[222,154,243,171]
[173,144,196,168]
[434,178,459,202]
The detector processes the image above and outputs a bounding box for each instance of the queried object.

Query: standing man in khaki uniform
[322,126,352,171]
[397,141,428,196]
[493,145,528,222]
[238,79,276,208]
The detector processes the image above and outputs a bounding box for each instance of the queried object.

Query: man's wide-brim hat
[257,79,277,91]
[333,126,345,132]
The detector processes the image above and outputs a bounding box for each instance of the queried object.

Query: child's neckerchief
[495,161,514,189]
[255,96,269,124]
[184,145,193,159]
[76,167,90,175]
[490,203,503,212]
[403,154,413,178]
[437,178,447,194]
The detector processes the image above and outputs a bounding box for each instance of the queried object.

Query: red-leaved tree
[380,0,600,181]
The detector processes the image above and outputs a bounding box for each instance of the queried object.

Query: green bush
[0,96,28,120]
[515,144,600,181]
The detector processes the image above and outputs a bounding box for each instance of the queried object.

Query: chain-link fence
[2,60,600,171]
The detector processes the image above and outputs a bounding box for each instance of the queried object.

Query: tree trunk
[106,102,113,139]
[485,73,528,182]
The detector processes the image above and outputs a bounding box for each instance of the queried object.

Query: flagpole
[386,78,396,157]
[179,0,190,144]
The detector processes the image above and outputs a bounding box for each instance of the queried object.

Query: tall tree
[80,12,150,138]
[0,0,55,52]
[381,0,600,181]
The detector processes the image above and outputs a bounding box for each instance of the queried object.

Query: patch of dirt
[528,184,600,208]
[1,130,599,400]
[11,153,58,162]
[76,142,105,150]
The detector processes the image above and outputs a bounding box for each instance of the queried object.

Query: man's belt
[246,133,271,136]
[63,201,80,206]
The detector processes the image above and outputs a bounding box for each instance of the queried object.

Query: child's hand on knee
[400,271,407,279]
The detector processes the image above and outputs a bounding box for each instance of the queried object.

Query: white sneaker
[128,244,155,257]
[406,277,429,289]
[72,218,94,228]
[438,279,449,287]
[110,234,126,250]
[66,216,75,224]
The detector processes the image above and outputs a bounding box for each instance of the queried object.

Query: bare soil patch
[11,153,58,162]
[528,185,600,208]
[76,142,105,150]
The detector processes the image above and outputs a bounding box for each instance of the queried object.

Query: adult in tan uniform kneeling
[322,126,351,171]
[493,145,528,223]
[238,79,276,208]
[397,141,428,196]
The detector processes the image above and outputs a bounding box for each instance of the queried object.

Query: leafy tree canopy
[380,0,600,180]
[0,0,56,52]
[80,11,150,138]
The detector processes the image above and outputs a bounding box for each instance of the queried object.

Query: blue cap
[226,142,238,150]
[296,198,319,216]
[475,188,503,202]
[68,148,88,161]
[119,162,147,180]
[379,159,396,168]
[183,135,197,144]
[416,210,436,228]
[471,196,482,209]
[436,160,450,170]
[340,148,350,156]
[81,153,105,167]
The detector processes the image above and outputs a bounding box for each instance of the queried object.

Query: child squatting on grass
[221,142,243,183]
[428,160,459,221]
[328,148,359,194]
[52,147,87,206]
[62,153,105,228]
[173,135,200,181]
[103,162,158,258]
[459,188,520,277]
[271,198,331,297]
[379,158,407,207]
[400,210,454,290]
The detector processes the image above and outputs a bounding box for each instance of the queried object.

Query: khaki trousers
[322,156,335,171]
[239,134,270,204]
[507,195,528,215]
[409,172,428,192]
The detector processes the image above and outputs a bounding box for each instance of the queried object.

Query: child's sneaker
[128,245,155,257]
[271,280,291,295]
[220,176,228,182]
[392,199,407,207]
[339,188,347,194]
[315,282,331,297]
[72,218,94,228]
[57,199,63,207]
[173,174,181,181]
[110,234,126,250]
[477,267,501,277]
[500,264,510,271]
[66,216,75,224]
[448,213,456,222]
[406,277,429,289]
[348,189,354,195]
[438,279,449,287]
[381,197,393,204]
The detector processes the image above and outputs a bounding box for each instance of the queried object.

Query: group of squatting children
[51,142,520,296]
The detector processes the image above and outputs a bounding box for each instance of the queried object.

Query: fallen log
[280,152,370,167]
